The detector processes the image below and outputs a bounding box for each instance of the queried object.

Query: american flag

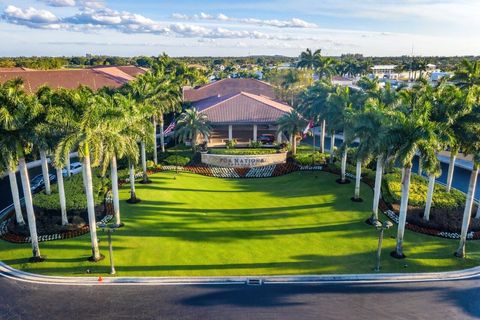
[163,120,176,135]
[302,119,314,138]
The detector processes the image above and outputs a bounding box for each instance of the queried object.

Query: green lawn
[0,171,479,277]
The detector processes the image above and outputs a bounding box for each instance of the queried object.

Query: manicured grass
[0,171,479,277]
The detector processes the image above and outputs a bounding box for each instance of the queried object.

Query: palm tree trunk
[320,120,326,154]
[141,140,148,183]
[423,174,435,221]
[56,167,68,226]
[446,153,456,193]
[40,150,51,195]
[152,116,157,165]
[329,130,335,163]
[371,155,383,222]
[455,164,479,258]
[394,166,412,258]
[291,133,297,155]
[8,169,24,225]
[83,153,101,261]
[128,161,139,202]
[18,157,42,260]
[354,160,362,200]
[417,160,422,175]
[111,155,122,226]
[66,155,71,177]
[160,116,165,153]
[341,148,347,182]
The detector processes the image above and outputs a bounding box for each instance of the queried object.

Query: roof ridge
[239,92,292,113]
[199,92,243,113]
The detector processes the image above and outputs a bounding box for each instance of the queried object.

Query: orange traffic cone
[98,276,103,282]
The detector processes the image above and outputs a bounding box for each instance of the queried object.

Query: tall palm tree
[297,80,333,153]
[55,86,104,261]
[0,79,43,261]
[327,86,357,183]
[454,107,480,258]
[297,48,322,70]
[175,108,211,152]
[387,85,439,258]
[277,110,307,155]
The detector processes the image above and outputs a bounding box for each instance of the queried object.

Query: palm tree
[0,139,24,225]
[277,110,307,155]
[452,59,480,91]
[297,80,333,153]
[55,86,103,261]
[387,85,439,258]
[0,79,43,261]
[175,108,211,152]
[328,86,356,183]
[297,49,322,70]
[454,107,480,258]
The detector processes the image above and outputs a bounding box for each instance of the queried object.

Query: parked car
[258,134,275,144]
[62,162,83,176]
[30,173,56,193]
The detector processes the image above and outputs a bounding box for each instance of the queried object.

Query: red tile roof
[0,66,146,92]
[194,91,293,124]
[183,78,276,102]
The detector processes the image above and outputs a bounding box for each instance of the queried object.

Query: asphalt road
[1,277,479,320]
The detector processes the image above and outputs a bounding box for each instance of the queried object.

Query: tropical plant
[55,86,104,261]
[277,110,307,155]
[175,108,212,152]
[0,79,43,261]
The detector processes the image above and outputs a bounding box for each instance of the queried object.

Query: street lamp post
[373,220,393,272]
[99,223,117,275]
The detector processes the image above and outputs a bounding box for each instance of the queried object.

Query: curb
[1,261,479,286]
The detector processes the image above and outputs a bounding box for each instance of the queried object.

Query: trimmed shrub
[248,140,263,148]
[383,169,466,210]
[225,139,237,149]
[293,152,328,165]
[33,170,109,211]
[163,155,191,166]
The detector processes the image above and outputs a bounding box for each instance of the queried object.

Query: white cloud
[3,5,58,28]
[171,12,318,28]
[39,0,76,7]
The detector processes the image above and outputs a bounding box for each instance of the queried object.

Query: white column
[253,125,258,142]
[228,125,233,141]
[277,132,282,143]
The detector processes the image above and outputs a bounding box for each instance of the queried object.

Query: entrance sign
[201,153,287,168]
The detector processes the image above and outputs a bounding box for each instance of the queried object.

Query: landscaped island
[0,170,478,277]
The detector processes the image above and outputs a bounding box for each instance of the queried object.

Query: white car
[62,162,83,176]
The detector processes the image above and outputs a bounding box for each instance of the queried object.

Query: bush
[248,140,263,148]
[146,160,155,169]
[209,148,277,155]
[383,169,466,210]
[225,139,237,149]
[33,169,110,211]
[163,155,191,166]
[293,152,328,165]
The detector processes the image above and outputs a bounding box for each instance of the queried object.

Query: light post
[373,220,393,272]
[99,223,117,275]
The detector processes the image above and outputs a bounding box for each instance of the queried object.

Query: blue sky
[1,0,480,57]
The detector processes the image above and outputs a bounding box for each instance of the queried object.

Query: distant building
[331,75,354,87]
[0,66,146,92]
[430,71,451,83]
[371,65,398,80]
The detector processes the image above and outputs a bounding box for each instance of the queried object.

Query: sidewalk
[1,261,479,286]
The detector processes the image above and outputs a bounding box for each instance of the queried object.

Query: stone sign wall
[201,152,287,168]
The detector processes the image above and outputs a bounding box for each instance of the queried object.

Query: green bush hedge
[33,170,110,211]
[209,148,277,155]
[293,152,328,165]
[163,155,191,166]
[383,169,466,209]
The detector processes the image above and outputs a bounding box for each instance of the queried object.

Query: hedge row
[382,169,466,210]
[32,170,110,211]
